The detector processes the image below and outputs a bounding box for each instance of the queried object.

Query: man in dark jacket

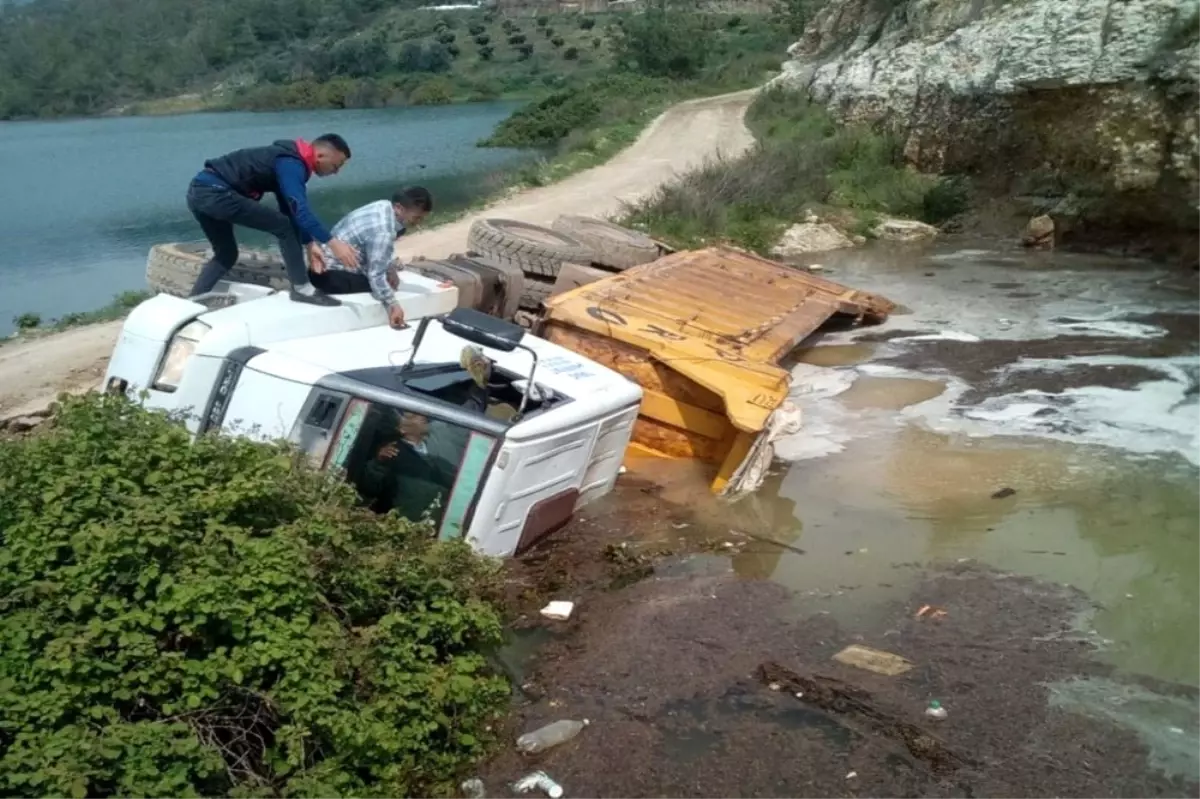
[186,133,360,306]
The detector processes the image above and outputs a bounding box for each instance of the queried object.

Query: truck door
[288,389,501,544]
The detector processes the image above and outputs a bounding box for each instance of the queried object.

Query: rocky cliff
[774,0,1200,259]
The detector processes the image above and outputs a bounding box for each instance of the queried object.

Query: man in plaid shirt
[308,187,432,328]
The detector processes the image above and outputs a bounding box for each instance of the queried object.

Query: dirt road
[396,89,758,260]
[0,89,757,422]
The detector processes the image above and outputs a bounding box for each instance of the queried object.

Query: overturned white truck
[104,275,642,558]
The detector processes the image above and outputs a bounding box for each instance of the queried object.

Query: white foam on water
[893,330,982,343]
[904,360,1199,467]
[1053,319,1168,339]
[774,363,862,462]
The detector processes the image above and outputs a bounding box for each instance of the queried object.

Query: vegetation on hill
[0,393,509,797]
[0,0,792,120]
[623,86,970,253]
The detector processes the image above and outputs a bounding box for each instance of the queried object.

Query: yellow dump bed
[539,246,894,492]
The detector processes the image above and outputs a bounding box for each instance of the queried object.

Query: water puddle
[623,241,1198,780]
[835,375,946,410]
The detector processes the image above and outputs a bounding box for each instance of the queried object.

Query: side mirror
[441,307,525,353]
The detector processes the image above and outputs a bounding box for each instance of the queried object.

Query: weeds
[623,87,965,253]
[9,290,152,340]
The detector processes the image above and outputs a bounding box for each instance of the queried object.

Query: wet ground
[483,240,1200,798]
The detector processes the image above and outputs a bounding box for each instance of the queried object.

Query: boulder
[772,0,1200,257]
[770,222,856,257]
[1021,214,1056,248]
[872,218,940,242]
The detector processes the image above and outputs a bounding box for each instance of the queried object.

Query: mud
[487,484,1199,798]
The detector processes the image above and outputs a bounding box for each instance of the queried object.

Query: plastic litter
[461,777,486,798]
[832,644,914,676]
[516,719,589,754]
[924,699,948,720]
[513,771,564,798]
[539,601,575,621]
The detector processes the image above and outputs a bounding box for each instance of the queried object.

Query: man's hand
[388,304,407,329]
[378,443,399,460]
[328,238,360,269]
[307,243,326,274]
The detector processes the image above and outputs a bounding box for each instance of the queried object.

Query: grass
[621,87,969,254]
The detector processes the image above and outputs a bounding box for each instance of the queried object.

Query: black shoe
[289,288,341,307]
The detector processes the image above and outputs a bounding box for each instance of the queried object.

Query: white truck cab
[103,279,642,557]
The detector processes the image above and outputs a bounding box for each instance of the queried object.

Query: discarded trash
[832,644,914,676]
[845,771,858,779]
[461,777,486,798]
[991,486,1017,499]
[513,771,564,798]
[517,719,589,754]
[618,466,627,475]
[540,601,575,621]
[768,682,782,691]
[672,522,690,529]
[915,604,948,620]
[925,699,948,720]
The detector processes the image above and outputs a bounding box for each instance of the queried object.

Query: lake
[0,102,534,336]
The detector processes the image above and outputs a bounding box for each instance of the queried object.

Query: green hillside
[0,0,790,119]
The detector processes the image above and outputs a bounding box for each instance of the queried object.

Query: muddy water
[627,240,1200,780]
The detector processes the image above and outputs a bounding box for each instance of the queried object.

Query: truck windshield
[325,398,497,540]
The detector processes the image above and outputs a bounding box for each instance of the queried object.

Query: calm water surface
[0,102,533,335]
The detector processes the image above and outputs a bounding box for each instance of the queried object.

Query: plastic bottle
[924,699,948,720]
[516,719,589,754]
[460,777,485,798]
[513,771,564,798]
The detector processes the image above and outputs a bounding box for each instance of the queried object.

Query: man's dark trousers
[309,269,370,295]
[186,180,309,296]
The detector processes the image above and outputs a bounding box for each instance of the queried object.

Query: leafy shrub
[474,33,490,46]
[468,22,486,35]
[501,19,517,33]
[447,43,461,58]
[13,312,42,330]
[580,16,596,29]
[517,43,534,60]
[398,40,454,73]
[542,26,555,38]
[507,33,527,45]
[725,14,742,28]
[564,46,579,60]
[609,2,713,79]
[550,36,564,47]
[536,15,549,27]
[0,394,508,798]
[436,30,457,45]
[922,175,971,224]
[410,76,456,105]
[478,45,494,60]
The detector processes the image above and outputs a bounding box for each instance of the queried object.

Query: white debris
[540,601,575,621]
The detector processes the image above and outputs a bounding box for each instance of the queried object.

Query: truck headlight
[152,321,211,391]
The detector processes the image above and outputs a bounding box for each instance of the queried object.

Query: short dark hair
[313,133,351,158]
[393,186,433,212]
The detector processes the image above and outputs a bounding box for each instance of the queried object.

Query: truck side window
[334,402,494,533]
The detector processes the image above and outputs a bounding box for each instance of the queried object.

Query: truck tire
[551,215,659,271]
[466,218,596,279]
[519,275,556,311]
[145,242,287,297]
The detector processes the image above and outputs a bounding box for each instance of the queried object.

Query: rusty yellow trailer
[538,246,894,493]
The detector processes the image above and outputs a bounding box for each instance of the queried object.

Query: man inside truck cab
[307,187,434,330]
[186,133,359,306]
[358,409,457,521]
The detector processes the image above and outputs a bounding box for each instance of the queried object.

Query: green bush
[0,394,508,798]
[536,15,549,27]
[507,33,527,45]
[922,176,971,224]
[410,76,456,105]
[474,33,490,46]
[550,36,564,47]
[468,22,486,35]
[609,2,714,79]
[478,45,494,60]
[579,16,596,29]
[436,30,457,45]
[13,312,41,330]
[563,46,579,60]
